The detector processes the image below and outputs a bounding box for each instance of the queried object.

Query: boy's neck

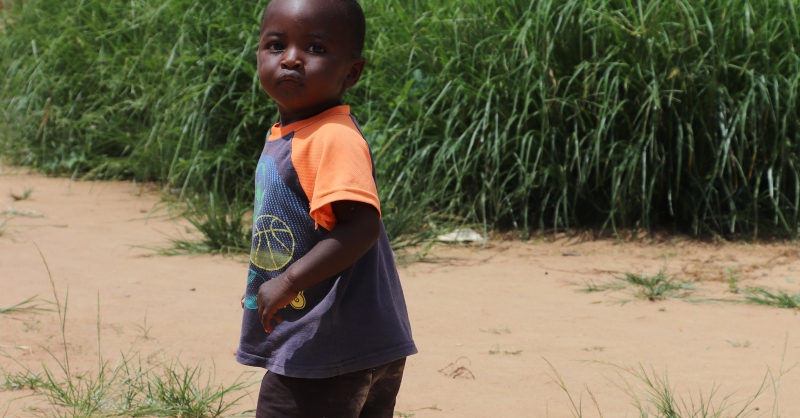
[278,100,345,127]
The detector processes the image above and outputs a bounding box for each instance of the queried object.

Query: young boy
[236,0,417,416]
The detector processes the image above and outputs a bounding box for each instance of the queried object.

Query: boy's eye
[307,45,325,54]
[266,43,284,52]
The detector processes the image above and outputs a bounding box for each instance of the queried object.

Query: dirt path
[1,169,799,417]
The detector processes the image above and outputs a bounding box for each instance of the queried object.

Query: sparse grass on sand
[0,296,51,315]
[546,354,796,418]
[9,186,33,201]
[578,269,695,302]
[744,287,800,310]
[161,193,252,256]
[0,244,258,418]
[576,266,800,310]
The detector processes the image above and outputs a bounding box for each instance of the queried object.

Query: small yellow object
[291,291,306,309]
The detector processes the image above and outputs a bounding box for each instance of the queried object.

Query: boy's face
[258,0,365,124]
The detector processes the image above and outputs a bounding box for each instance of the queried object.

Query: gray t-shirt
[236,107,417,378]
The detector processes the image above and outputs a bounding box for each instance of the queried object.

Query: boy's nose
[280,49,303,69]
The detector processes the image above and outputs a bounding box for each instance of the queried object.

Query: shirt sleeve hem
[310,189,382,230]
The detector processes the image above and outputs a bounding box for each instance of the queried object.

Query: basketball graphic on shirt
[251,214,295,271]
[290,291,306,309]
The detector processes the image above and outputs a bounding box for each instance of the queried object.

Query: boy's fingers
[261,310,273,333]
[261,307,283,333]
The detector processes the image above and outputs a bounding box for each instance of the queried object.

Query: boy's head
[258,0,367,123]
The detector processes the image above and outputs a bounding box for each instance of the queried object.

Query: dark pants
[255,358,407,418]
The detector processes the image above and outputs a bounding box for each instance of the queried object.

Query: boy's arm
[256,200,381,333]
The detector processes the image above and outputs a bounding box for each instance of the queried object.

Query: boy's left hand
[254,201,380,334]
[257,274,297,333]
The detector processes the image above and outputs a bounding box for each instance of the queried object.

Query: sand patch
[1,170,799,417]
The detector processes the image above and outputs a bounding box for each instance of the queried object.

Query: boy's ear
[344,57,367,89]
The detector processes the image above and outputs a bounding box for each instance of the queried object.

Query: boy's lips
[277,74,303,85]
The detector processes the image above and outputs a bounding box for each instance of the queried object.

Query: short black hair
[260,0,366,57]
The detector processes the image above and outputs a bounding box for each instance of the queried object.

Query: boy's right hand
[257,274,297,333]
[241,294,245,309]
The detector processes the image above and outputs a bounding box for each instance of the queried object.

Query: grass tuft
[620,271,694,302]
[2,241,258,418]
[0,370,45,391]
[546,358,769,417]
[744,287,800,310]
[0,296,53,315]
[163,194,252,256]
[576,269,694,302]
[577,279,626,293]
[10,187,33,201]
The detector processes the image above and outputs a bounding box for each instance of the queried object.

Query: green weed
[577,279,626,293]
[488,344,522,355]
[10,187,33,201]
[576,269,694,302]
[725,268,741,294]
[1,241,258,418]
[23,316,41,333]
[727,340,751,348]
[744,287,800,310]
[163,194,251,255]
[545,358,770,418]
[0,370,45,391]
[133,312,153,340]
[620,271,694,302]
[480,327,511,335]
[0,296,52,315]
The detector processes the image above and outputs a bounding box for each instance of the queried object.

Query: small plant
[480,327,510,335]
[394,412,415,418]
[575,269,694,302]
[488,344,521,355]
[744,287,800,310]
[0,296,52,315]
[10,187,33,201]
[725,268,741,294]
[13,242,258,418]
[657,250,676,259]
[577,279,626,293]
[163,193,251,256]
[583,346,605,352]
[0,370,45,391]
[545,359,769,418]
[22,317,41,333]
[727,340,751,348]
[620,270,694,301]
[133,312,153,339]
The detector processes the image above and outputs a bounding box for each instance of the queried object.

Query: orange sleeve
[291,116,381,231]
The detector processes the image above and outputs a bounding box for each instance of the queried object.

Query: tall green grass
[3,0,800,245]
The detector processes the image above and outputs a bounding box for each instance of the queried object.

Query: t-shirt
[236,105,417,378]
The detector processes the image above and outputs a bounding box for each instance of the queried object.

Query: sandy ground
[1,168,799,417]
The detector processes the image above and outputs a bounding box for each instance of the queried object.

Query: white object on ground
[437,228,484,243]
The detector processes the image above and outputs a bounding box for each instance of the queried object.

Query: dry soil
[1,168,799,417]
